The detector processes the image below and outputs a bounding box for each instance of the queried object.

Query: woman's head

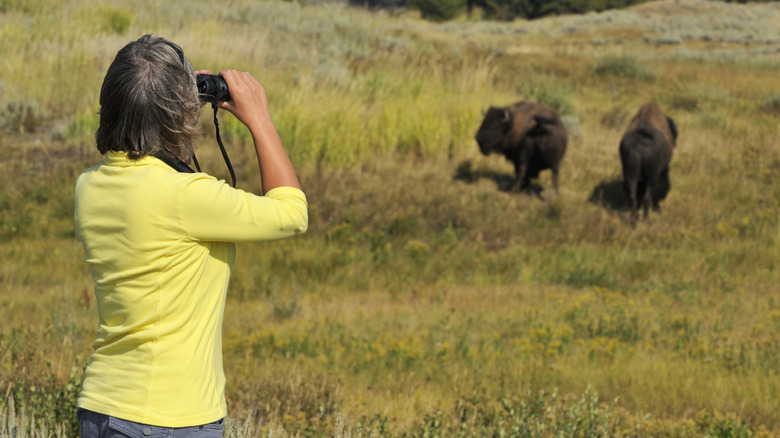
[96,34,199,161]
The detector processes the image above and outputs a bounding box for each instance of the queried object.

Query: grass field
[1,0,779,436]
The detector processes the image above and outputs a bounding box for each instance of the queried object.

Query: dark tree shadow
[453,159,545,198]
[589,178,630,211]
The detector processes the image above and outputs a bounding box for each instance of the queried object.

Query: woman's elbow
[269,191,308,236]
[286,205,308,235]
[294,211,308,234]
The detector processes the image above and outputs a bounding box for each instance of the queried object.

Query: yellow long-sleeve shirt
[74,151,307,427]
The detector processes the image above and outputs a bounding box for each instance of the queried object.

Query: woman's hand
[214,70,271,134]
[211,69,301,192]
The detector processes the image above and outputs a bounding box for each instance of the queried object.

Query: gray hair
[96,34,199,161]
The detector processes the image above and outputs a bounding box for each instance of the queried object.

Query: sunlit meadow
[1,0,779,436]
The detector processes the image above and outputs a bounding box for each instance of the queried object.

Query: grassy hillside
[1,0,779,436]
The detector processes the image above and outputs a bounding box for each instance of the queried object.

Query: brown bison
[475,101,568,196]
[619,102,678,221]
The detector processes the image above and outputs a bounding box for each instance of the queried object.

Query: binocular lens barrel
[196,74,230,103]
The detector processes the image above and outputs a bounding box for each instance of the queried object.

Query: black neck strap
[212,103,236,187]
[151,103,236,188]
[152,150,196,173]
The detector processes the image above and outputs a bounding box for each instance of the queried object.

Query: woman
[74,34,308,437]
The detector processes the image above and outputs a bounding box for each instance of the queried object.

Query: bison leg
[621,163,640,222]
[653,168,670,212]
[624,177,639,222]
[641,186,652,220]
[551,164,560,195]
[513,161,529,192]
[645,167,665,219]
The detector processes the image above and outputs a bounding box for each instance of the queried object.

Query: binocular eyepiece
[196,74,230,103]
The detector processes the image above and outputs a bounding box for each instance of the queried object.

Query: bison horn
[503,109,510,123]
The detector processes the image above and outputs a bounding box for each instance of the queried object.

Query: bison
[475,101,568,196]
[619,102,678,221]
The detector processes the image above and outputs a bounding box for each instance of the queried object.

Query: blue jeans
[78,409,224,438]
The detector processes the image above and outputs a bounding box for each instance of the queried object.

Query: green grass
[2,0,780,437]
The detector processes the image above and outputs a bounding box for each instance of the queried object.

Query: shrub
[409,0,466,21]
[0,100,44,135]
[0,0,45,13]
[0,397,68,438]
[348,0,407,10]
[97,7,133,34]
[591,55,655,81]
[761,93,780,116]
[470,0,649,21]
[407,386,627,437]
[3,358,82,437]
[516,73,576,116]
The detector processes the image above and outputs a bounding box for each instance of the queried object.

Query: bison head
[475,106,511,156]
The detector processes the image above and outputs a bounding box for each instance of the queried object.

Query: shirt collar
[104,150,173,170]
